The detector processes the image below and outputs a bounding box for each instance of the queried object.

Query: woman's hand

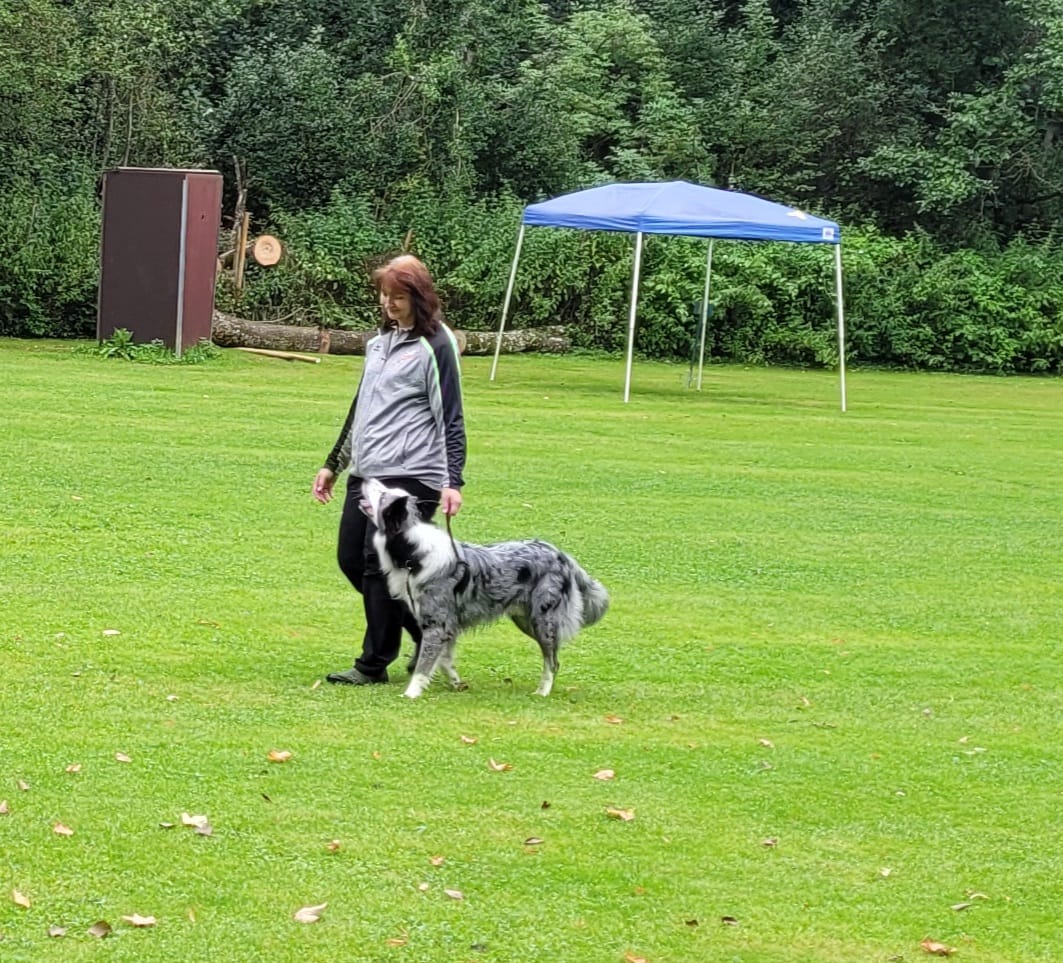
[441,487,463,517]
[313,468,336,504]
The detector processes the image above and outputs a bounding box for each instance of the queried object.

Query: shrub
[0,173,100,338]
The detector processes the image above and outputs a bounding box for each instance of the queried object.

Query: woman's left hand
[441,487,463,517]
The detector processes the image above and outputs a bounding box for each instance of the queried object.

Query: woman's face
[380,286,414,328]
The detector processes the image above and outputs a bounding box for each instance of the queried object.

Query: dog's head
[360,478,420,535]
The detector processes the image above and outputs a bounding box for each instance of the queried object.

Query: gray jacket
[324,324,466,491]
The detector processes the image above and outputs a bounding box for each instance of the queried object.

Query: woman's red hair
[372,255,442,336]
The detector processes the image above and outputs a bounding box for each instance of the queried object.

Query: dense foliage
[2,0,1061,372]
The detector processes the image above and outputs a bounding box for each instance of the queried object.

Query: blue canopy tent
[489,181,847,408]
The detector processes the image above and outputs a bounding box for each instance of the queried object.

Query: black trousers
[336,476,439,677]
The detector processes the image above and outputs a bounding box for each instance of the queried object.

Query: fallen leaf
[966,891,990,900]
[604,715,623,725]
[294,902,327,924]
[17,780,29,791]
[386,937,408,947]
[593,769,615,781]
[181,812,209,828]
[53,822,74,836]
[121,914,157,927]
[371,751,382,760]
[623,953,648,963]
[65,764,81,774]
[880,868,893,878]
[920,938,956,956]
[166,694,178,702]
[605,807,635,822]
[488,758,513,772]
[444,889,464,900]
[267,750,293,763]
[12,890,31,909]
[102,629,121,636]
[310,679,322,690]
[758,738,775,748]
[187,907,197,922]
[430,856,445,866]
[418,882,430,892]
[541,800,551,809]
[721,915,739,926]
[115,752,132,764]
[460,735,478,745]
[523,837,544,846]
[0,800,8,815]
[685,918,699,926]
[159,822,176,829]
[194,822,213,836]
[48,925,67,937]
[327,840,341,852]
[950,902,973,912]
[88,921,112,939]
[761,837,779,848]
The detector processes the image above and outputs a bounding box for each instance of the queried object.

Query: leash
[445,512,465,561]
[445,512,471,594]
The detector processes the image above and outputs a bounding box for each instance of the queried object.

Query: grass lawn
[1,338,1060,962]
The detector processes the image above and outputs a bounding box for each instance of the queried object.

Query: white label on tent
[822,227,835,240]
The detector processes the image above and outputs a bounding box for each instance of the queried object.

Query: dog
[360,478,609,698]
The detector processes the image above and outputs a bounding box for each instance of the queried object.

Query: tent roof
[522,180,840,244]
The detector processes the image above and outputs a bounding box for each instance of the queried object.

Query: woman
[313,254,466,685]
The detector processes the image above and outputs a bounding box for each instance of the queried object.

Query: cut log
[461,327,569,355]
[218,235,283,273]
[211,311,570,356]
[251,234,283,266]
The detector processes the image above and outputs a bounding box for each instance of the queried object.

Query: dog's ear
[379,491,415,536]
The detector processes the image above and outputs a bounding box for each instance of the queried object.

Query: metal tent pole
[623,231,644,403]
[490,223,526,382]
[834,243,847,412]
[696,239,714,390]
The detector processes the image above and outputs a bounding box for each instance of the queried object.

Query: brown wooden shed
[97,168,223,355]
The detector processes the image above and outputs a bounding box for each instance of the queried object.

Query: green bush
[843,229,1063,373]
[6,173,1062,377]
[0,174,100,338]
[82,329,221,364]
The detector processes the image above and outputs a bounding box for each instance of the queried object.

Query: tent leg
[623,231,644,403]
[490,223,526,382]
[696,239,714,391]
[834,244,847,412]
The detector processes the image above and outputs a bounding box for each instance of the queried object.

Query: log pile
[211,311,570,356]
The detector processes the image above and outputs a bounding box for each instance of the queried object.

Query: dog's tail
[575,566,609,628]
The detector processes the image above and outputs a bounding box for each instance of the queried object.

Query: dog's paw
[403,677,428,699]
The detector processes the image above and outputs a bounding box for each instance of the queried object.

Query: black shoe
[326,667,389,685]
